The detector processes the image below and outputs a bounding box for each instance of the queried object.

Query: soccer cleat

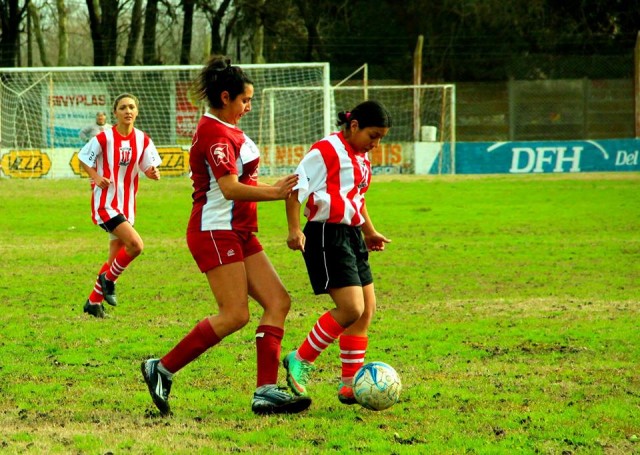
[338,382,358,405]
[251,384,312,415]
[99,272,117,306]
[283,351,315,396]
[83,299,106,318]
[141,359,172,416]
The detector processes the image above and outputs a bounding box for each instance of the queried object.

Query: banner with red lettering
[175,81,200,145]
[42,85,109,148]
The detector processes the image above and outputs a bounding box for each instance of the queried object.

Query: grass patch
[0,173,638,453]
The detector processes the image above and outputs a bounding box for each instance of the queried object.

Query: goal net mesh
[0,65,455,175]
[0,63,329,167]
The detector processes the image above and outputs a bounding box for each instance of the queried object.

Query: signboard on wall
[0,150,51,178]
[454,139,640,174]
[175,82,200,145]
[43,85,110,148]
[2,139,638,178]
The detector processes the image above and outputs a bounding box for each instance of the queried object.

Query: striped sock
[88,262,110,303]
[105,248,133,282]
[339,335,368,384]
[297,311,345,363]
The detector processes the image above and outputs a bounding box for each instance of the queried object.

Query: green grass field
[0,173,638,454]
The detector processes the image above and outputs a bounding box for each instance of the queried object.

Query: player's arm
[361,203,391,252]
[286,191,305,252]
[143,166,160,180]
[217,173,298,202]
[79,161,109,189]
[78,139,110,189]
[141,139,162,180]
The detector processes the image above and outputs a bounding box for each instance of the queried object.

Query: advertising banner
[175,82,200,145]
[454,139,640,174]
[43,84,110,148]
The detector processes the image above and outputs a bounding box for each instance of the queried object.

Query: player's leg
[142,261,250,415]
[284,286,363,396]
[284,223,365,396]
[84,233,124,317]
[99,221,144,306]
[245,250,311,414]
[338,283,376,404]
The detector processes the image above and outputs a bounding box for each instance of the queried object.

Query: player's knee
[361,300,376,322]
[127,239,144,257]
[227,310,251,332]
[341,304,365,327]
[273,293,291,317]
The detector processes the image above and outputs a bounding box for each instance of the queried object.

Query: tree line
[1,0,638,81]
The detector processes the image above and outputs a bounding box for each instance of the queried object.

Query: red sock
[161,319,221,373]
[255,325,284,387]
[339,335,368,383]
[88,262,110,303]
[297,311,345,363]
[105,248,134,282]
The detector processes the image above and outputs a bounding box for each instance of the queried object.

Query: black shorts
[99,213,128,233]
[302,221,373,295]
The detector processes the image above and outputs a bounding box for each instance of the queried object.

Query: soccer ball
[353,361,402,411]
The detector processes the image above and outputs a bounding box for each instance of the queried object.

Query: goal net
[0,63,330,177]
[0,64,455,176]
[258,82,456,174]
[333,84,456,174]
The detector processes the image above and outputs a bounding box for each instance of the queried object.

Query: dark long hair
[336,100,393,129]
[195,55,253,109]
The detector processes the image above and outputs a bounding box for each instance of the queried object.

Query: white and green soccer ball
[353,361,402,411]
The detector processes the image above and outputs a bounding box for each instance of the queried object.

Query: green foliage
[0,174,638,454]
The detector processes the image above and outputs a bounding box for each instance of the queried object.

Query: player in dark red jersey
[141,56,310,416]
[282,100,393,405]
[79,93,161,318]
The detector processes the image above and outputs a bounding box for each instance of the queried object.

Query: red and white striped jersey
[294,131,372,226]
[187,113,260,232]
[78,126,161,226]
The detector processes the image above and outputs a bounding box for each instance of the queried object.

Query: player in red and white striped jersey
[141,56,310,416]
[283,100,393,405]
[79,93,161,318]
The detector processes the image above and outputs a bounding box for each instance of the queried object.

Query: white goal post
[258,83,456,175]
[333,84,456,174]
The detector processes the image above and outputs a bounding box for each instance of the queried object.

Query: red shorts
[186,230,263,273]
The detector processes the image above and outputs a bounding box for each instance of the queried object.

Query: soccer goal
[0,63,330,177]
[0,63,455,177]
[257,67,456,174]
[333,84,456,174]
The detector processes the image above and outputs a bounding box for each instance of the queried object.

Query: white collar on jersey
[204,111,237,129]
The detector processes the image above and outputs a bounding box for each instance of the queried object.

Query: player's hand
[273,174,299,199]
[287,228,306,252]
[145,166,160,180]
[94,176,111,189]
[364,231,391,251]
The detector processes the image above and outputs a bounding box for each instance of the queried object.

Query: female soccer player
[79,93,161,318]
[283,100,393,405]
[141,56,311,416]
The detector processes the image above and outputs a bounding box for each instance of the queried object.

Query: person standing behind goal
[79,93,161,318]
[283,100,393,406]
[141,56,311,416]
[80,111,111,143]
